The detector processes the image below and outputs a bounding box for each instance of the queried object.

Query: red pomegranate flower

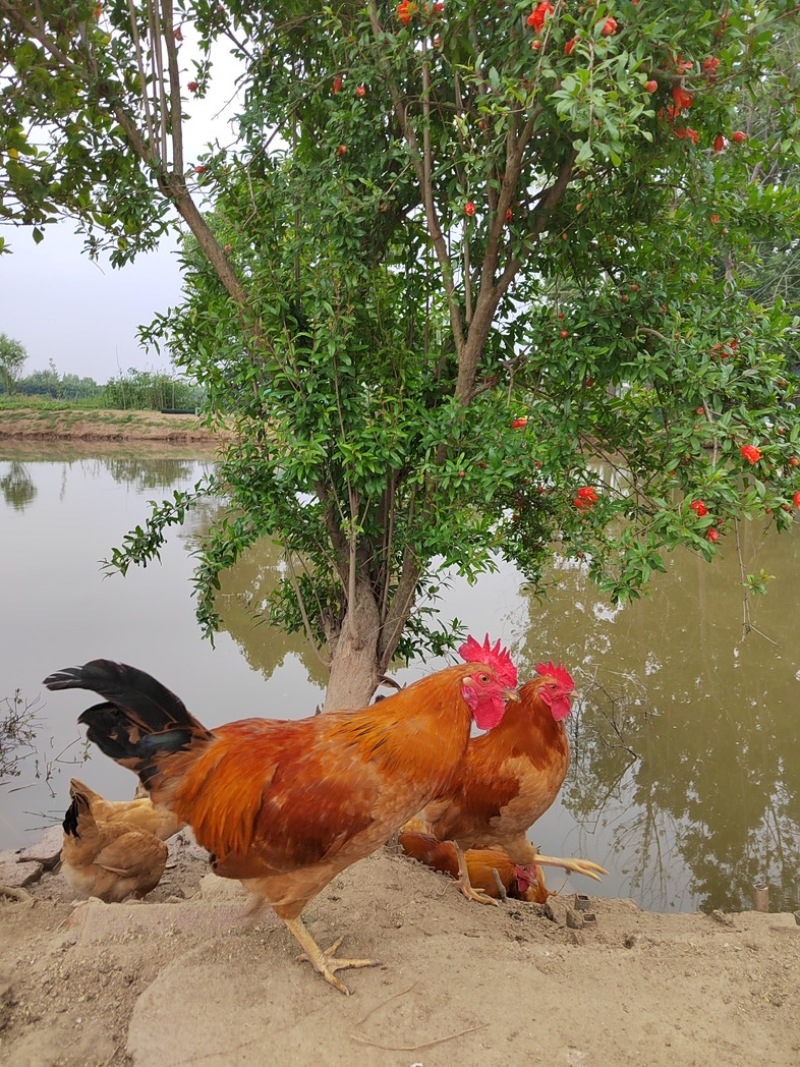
[740,445,762,465]
[690,500,709,518]
[527,1,554,33]
[464,201,476,216]
[707,527,719,543]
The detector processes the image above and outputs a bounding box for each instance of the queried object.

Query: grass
[0,395,107,412]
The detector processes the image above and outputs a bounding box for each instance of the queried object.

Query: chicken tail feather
[44,660,213,789]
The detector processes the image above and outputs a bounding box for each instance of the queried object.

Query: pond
[1,442,798,915]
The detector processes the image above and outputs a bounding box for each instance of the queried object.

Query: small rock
[710,909,735,927]
[566,909,584,930]
[0,854,43,889]
[16,825,63,870]
[544,897,570,926]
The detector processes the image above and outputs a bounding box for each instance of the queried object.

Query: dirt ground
[1,832,799,1067]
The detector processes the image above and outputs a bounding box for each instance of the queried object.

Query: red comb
[535,661,574,690]
[458,634,518,688]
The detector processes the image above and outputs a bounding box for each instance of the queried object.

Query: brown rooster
[44,635,518,994]
[60,779,168,902]
[398,831,546,902]
[404,662,606,903]
[68,777,184,840]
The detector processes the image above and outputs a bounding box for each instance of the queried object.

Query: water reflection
[512,524,800,914]
[0,461,36,510]
[2,449,799,914]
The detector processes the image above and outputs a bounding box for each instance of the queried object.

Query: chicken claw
[453,843,500,906]
[530,855,608,882]
[286,917,381,995]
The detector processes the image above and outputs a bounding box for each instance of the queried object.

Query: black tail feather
[62,797,80,838]
[44,660,213,787]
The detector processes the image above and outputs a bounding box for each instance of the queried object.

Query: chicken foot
[452,843,500,906]
[530,855,607,882]
[286,916,381,995]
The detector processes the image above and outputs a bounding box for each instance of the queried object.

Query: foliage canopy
[2,1,799,705]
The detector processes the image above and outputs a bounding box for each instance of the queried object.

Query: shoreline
[0,407,229,443]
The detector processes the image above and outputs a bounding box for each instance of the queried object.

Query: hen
[61,778,169,902]
[68,777,184,841]
[404,662,605,902]
[43,636,517,994]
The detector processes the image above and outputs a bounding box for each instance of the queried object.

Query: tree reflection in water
[0,462,36,511]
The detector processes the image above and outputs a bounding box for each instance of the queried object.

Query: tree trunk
[323,578,383,711]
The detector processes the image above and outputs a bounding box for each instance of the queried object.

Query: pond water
[1,443,798,914]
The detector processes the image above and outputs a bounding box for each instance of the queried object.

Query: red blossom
[740,445,762,465]
[527,1,554,33]
[794,491,800,508]
[511,417,528,429]
[187,81,199,93]
[644,79,658,93]
[565,37,577,55]
[355,85,366,98]
[707,527,720,543]
[703,56,720,77]
[464,201,476,216]
[710,214,721,224]
[573,486,599,510]
[601,17,617,36]
[672,86,694,111]
[332,76,343,94]
[731,130,747,143]
[713,134,726,153]
[674,126,699,144]
[397,1,417,25]
[690,500,709,518]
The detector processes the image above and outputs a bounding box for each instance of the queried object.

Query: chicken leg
[452,842,500,906]
[285,916,381,996]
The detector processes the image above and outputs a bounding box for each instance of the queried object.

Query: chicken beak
[502,687,520,703]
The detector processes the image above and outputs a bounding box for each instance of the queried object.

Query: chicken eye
[478,673,489,684]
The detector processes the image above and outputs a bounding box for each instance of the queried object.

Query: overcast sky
[1,226,184,381]
[1,40,242,383]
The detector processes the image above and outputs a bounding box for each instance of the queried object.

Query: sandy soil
[1,832,798,1067]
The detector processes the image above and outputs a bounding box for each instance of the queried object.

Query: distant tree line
[0,350,204,412]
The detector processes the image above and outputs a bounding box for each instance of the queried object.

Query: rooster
[68,777,184,840]
[398,831,546,903]
[43,635,518,994]
[60,778,168,902]
[404,662,606,903]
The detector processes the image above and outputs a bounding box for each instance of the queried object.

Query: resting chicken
[44,635,518,994]
[60,778,168,902]
[67,777,184,840]
[403,661,606,903]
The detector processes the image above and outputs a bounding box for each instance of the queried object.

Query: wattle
[472,696,506,732]
[550,695,572,722]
